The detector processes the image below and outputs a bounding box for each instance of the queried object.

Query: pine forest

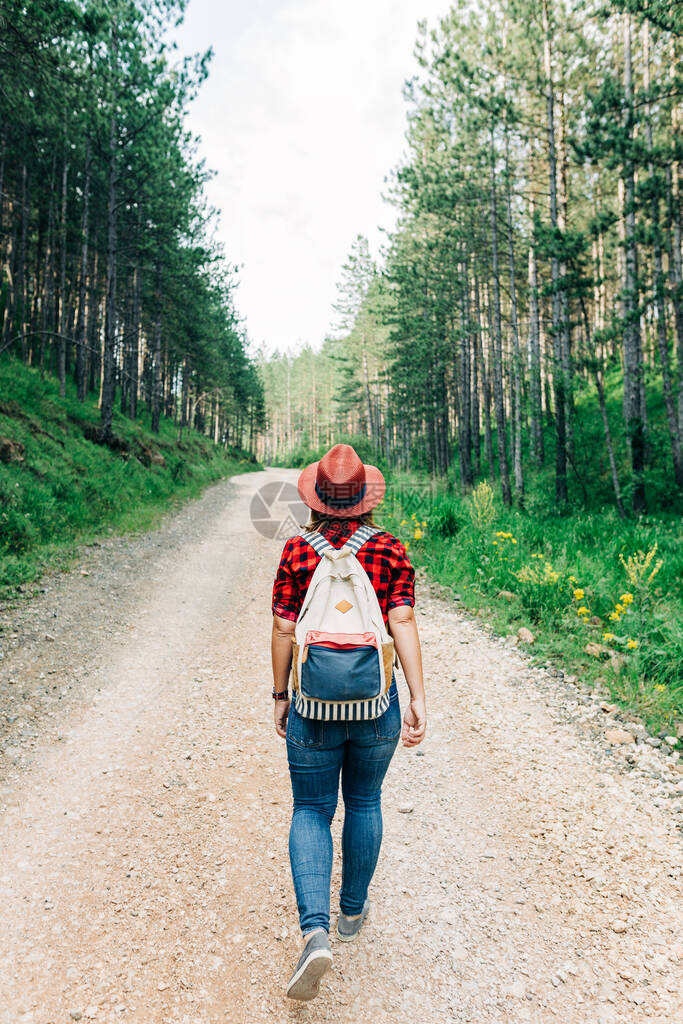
[1,0,682,712]
[1,0,264,451]
[260,0,683,518]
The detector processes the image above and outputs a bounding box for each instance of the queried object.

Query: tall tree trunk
[621,12,646,511]
[2,210,17,353]
[457,275,473,489]
[558,86,574,457]
[581,298,626,517]
[361,336,375,445]
[101,110,118,441]
[75,140,90,401]
[482,277,497,484]
[505,131,524,505]
[29,196,45,365]
[664,164,683,437]
[311,357,318,448]
[57,145,69,397]
[179,359,189,433]
[37,155,57,372]
[128,259,140,420]
[86,250,99,395]
[474,269,494,482]
[0,136,5,251]
[470,272,481,479]
[542,0,568,507]
[0,139,8,345]
[664,35,683,448]
[489,126,512,506]
[528,241,544,466]
[595,366,626,518]
[151,261,163,434]
[643,23,683,487]
[15,164,29,360]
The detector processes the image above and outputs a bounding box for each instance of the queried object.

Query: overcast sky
[172,0,451,356]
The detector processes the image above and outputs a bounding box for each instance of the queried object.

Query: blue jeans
[286,683,401,935]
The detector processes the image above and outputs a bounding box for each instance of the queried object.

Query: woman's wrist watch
[272,689,289,701]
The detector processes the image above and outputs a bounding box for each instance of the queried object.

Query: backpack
[290,524,395,721]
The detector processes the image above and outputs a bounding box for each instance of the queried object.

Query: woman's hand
[401,696,426,747]
[274,697,290,739]
[388,605,426,748]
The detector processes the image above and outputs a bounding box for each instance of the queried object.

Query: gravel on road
[0,469,681,1024]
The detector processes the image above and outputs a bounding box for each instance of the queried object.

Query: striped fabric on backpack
[291,525,395,721]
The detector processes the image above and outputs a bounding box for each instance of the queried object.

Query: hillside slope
[0,359,259,598]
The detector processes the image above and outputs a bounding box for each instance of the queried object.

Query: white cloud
[172,0,452,354]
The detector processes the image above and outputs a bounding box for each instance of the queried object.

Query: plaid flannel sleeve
[386,539,415,610]
[271,538,300,621]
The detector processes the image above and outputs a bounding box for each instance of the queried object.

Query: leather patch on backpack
[382,640,395,691]
[291,640,300,691]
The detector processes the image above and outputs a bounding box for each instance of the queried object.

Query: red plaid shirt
[272,519,415,627]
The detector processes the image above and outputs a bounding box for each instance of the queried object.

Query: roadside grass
[0,358,260,599]
[275,373,681,736]
[379,477,682,737]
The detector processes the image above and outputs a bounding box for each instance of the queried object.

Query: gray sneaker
[286,930,333,1001]
[336,900,370,942]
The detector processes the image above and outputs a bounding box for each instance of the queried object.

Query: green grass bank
[278,408,682,737]
[379,477,681,737]
[0,359,260,599]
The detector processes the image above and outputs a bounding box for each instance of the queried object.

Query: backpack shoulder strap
[345,524,380,556]
[301,525,379,559]
[301,530,334,557]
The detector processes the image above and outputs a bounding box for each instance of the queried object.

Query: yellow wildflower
[602,632,615,642]
[511,538,517,544]
[400,519,407,526]
[620,543,663,587]
[568,575,578,584]
[573,588,585,601]
[608,611,621,622]
[421,520,427,527]
[576,606,590,617]
[626,639,638,650]
[516,561,560,586]
[470,481,495,528]
[653,683,666,693]
[620,593,634,605]
[414,528,423,540]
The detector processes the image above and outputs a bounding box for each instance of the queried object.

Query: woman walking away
[270,443,426,1001]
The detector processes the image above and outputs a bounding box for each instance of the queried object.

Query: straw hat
[297,444,385,517]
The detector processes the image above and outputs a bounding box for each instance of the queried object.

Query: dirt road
[0,469,681,1024]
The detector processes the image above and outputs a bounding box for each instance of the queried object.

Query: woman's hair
[304,509,377,533]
